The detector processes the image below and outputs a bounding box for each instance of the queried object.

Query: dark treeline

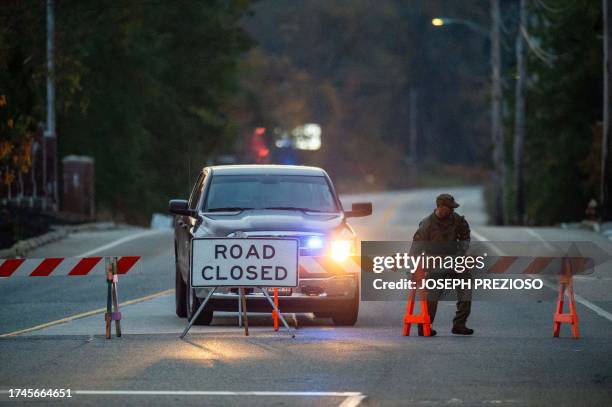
[0,0,604,225]
[57,0,252,222]
[238,0,492,190]
[240,0,604,225]
[1,0,251,223]
[517,0,602,225]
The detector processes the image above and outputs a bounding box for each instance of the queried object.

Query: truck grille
[230,231,326,256]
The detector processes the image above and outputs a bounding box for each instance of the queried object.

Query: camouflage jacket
[410,212,471,256]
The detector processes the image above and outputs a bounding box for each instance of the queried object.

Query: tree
[54,1,252,221]
[1,1,253,222]
[0,1,43,199]
[513,0,527,225]
[603,0,612,220]
[520,0,602,225]
[240,0,492,190]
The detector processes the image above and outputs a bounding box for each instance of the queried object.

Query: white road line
[76,229,165,257]
[525,275,612,322]
[470,230,503,255]
[339,393,367,407]
[70,390,363,397]
[567,292,612,321]
[0,390,366,405]
[379,195,403,224]
[472,228,612,324]
[526,228,556,251]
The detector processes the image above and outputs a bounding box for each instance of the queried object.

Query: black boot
[418,325,437,336]
[451,325,474,335]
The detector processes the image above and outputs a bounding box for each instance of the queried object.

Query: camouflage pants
[426,271,472,327]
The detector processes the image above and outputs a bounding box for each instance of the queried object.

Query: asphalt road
[1,186,611,406]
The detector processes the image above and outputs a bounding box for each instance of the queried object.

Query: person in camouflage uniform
[411,193,474,336]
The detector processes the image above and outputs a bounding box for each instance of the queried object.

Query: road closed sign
[190,238,299,287]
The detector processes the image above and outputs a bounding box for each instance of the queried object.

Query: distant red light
[251,127,269,163]
[257,147,269,158]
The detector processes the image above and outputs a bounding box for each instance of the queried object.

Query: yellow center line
[379,195,403,224]
[0,288,175,337]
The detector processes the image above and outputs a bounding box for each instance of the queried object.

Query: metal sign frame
[180,286,295,338]
[181,237,299,338]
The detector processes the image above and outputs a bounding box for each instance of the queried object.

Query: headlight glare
[331,240,352,260]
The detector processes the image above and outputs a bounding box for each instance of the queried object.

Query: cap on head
[436,193,459,208]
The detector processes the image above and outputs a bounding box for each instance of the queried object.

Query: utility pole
[491,0,506,225]
[46,0,58,211]
[603,0,612,220]
[513,0,527,225]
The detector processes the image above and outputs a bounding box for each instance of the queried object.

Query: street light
[431,17,489,38]
[431,6,506,225]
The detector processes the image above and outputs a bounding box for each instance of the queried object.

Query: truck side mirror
[345,202,372,218]
[169,199,197,217]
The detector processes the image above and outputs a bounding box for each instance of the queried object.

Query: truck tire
[331,289,359,326]
[186,285,214,326]
[175,266,187,318]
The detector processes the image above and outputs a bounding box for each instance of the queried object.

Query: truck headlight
[306,236,324,249]
[330,240,353,260]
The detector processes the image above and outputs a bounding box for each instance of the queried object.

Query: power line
[520,25,556,67]
[534,0,572,15]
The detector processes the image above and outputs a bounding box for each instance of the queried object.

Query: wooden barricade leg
[238,291,242,327]
[240,288,249,336]
[553,259,579,339]
[111,257,122,337]
[105,258,113,339]
[105,257,123,339]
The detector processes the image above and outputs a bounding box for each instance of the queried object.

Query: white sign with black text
[190,238,299,287]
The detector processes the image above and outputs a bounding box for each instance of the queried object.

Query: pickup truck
[169,164,372,326]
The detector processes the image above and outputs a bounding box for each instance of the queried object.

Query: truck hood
[194,209,345,237]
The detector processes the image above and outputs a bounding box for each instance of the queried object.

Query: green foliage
[0,1,45,184]
[519,0,602,225]
[1,0,252,222]
[56,0,252,222]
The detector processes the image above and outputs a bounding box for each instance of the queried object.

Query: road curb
[0,222,120,258]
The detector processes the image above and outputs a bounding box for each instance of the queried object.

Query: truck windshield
[204,175,339,213]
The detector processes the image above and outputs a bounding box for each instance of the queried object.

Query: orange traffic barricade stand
[553,258,580,339]
[403,267,432,336]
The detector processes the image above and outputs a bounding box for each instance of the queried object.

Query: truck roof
[209,164,327,176]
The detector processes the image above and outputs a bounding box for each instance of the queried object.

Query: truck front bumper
[196,273,359,313]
